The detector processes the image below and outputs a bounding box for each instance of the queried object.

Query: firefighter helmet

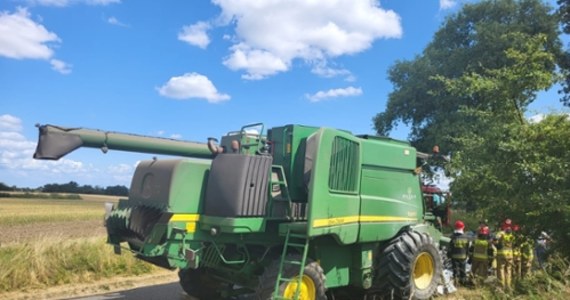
[513,224,520,232]
[501,218,512,231]
[454,220,465,230]
[479,226,490,235]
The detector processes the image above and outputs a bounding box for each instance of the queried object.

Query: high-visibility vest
[497,231,515,258]
[521,240,534,260]
[451,234,470,260]
[473,239,490,261]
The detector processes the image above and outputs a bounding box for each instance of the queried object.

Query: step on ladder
[273,228,309,300]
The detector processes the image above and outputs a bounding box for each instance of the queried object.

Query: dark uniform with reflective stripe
[449,231,470,284]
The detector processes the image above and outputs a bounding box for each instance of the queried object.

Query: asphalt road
[65,282,194,300]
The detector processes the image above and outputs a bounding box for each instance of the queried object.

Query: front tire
[178,268,223,299]
[375,230,442,300]
[256,254,327,300]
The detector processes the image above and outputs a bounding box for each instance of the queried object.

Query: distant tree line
[0,181,128,196]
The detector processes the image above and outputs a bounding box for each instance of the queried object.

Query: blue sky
[0,0,567,188]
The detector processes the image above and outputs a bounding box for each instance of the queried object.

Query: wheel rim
[413,252,435,290]
[283,274,316,300]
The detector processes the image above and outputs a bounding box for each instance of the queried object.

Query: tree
[557,0,570,107]
[0,182,13,191]
[450,113,570,257]
[374,0,562,153]
[104,185,129,196]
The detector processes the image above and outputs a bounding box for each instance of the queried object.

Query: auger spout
[33,124,214,160]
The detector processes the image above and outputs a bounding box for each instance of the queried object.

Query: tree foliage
[374,0,561,152]
[41,181,129,196]
[374,0,570,258]
[450,113,570,257]
[557,0,570,107]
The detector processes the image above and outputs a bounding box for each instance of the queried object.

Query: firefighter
[488,238,497,277]
[495,218,515,289]
[469,226,493,283]
[449,220,470,285]
[520,234,534,277]
[512,224,522,279]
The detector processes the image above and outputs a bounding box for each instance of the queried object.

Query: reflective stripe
[451,236,469,260]
[513,249,521,257]
[497,249,513,258]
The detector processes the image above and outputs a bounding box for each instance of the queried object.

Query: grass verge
[0,236,157,293]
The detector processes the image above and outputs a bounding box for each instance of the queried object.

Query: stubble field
[0,194,172,299]
[0,195,111,245]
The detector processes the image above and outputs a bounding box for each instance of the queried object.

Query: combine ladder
[273,228,310,300]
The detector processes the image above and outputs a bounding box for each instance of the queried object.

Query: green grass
[0,236,157,292]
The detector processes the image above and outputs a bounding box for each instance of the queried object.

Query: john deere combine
[34,123,444,299]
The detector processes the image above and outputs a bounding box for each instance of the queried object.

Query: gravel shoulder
[0,270,180,300]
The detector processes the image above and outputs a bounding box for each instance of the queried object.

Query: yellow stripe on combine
[170,214,200,222]
[169,214,200,233]
[313,215,417,228]
[185,222,197,233]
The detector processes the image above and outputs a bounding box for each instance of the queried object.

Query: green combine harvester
[34,123,446,300]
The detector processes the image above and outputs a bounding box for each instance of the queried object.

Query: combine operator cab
[422,185,451,230]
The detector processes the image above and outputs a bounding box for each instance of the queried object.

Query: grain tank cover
[204,154,272,217]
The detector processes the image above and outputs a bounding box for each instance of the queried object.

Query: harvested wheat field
[0,195,118,245]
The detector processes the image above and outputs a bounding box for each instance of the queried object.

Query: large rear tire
[256,254,327,300]
[178,268,224,299]
[375,230,442,300]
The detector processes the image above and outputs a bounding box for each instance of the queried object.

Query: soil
[0,219,107,246]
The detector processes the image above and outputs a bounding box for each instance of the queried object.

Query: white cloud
[0,8,59,60]
[223,45,288,80]
[31,0,69,7]
[107,16,128,27]
[86,0,120,5]
[108,161,137,184]
[157,72,230,103]
[311,62,355,81]
[528,113,570,123]
[440,0,456,10]
[0,114,23,131]
[0,114,137,187]
[50,58,72,74]
[209,0,402,79]
[170,133,182,139]
[0,8,72,74]
[528,114,545,123]
[178,21,211,49]
[0,114,87,174]
[305,86,363,102]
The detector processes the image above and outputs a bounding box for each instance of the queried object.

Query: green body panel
[200,216,266,233]
[268,125,319,202]
[129,159,210,212]
[306,128,361,244]
[358,167,422,242]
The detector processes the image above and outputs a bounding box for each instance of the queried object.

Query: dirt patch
[0,219,106,245]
